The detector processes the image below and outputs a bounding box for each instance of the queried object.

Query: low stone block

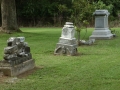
[0,59,35,76]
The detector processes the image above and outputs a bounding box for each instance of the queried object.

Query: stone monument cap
[65,22,73,25]
[64,22,74,28]
[93,10,110,16]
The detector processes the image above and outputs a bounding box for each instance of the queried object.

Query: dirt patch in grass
[0,75,9,84]
[17,66,41,78]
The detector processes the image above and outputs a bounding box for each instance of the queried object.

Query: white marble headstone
[61,22,75,39]
[54,22,77,56]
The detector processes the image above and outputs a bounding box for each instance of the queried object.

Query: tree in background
[93,0,113,13]
[1,0,21,33]
[70,0,114,45]
[70,0,92,45]
[0,0,120,27]
[58,4,68,26]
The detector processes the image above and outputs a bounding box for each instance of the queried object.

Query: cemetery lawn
[0,27,120,90]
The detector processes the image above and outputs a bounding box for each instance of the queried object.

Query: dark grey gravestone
[89,10,113,39]
[54,22,77,56]
[0,37,35,76]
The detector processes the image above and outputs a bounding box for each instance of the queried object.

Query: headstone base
[54,38,77,56]
[89,29,113,39]
[0,59,35,76]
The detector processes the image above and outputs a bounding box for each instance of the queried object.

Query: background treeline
[10,0,120,27]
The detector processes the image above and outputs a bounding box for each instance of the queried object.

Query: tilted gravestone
[89,10,113,39]
[0,37,35,76]
[54,22,77,55]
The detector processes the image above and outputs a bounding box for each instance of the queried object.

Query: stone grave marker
[0,37,35,76]
[89,10,113,39]
[54,22,77,55]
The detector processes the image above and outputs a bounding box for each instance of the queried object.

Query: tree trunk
[77,31,81,46]
[1,0,21,33]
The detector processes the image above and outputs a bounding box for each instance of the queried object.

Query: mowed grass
[0,27,120,90]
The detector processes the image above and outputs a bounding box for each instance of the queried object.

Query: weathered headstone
[0,37,35,76]
[54,22,77,55]
[89,10,113,39]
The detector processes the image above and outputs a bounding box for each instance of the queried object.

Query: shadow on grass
[17,66,43,79]
[22,31,60,36]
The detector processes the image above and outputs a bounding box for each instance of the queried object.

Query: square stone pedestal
[89,28,113,39]
[54,37,77,55]
[89,10,113,39]
[0,59,35,76]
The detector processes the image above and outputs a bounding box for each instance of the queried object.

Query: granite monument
[89,10,113,39]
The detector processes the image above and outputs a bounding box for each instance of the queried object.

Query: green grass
[0,27,120,90]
